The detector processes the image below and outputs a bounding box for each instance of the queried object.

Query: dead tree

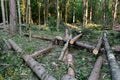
[31,44,53,58]
[93,36,103,55]
[70,33,82,44]
[59,35,72,60]
[61,74,77,80]
[103,33,120,80]
[23,54,56,80]
[32,35,53,41]
[8,39,23,52]
[88,56,103,80]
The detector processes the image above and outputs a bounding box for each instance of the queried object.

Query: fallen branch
[8,39,23,52]
[103,33,120,80]
[31,44,53,58]
[59,35,72,60]
[23,54,56,80]
[88,56,103,80]
[70,34,82,44]
[93,36,103,55]
[64,23,79,30]
[64,29,70,41]
[112,46,120,53]
[61,74,77,80]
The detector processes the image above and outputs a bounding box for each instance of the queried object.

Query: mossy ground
[0,28,120,80]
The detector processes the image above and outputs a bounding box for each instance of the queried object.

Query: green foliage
[48,17,56,31]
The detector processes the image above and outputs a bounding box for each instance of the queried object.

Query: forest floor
[0,27,120,80]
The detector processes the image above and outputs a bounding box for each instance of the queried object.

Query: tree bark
[59,35,72,60]
[31,44,53,58]
[70,34,82,44]
[93,37,103,55]
[65,0,70,23]
[103,33,120,80]
[61,74,77,80]
[8,39,23,52]
[9,0,17,34]
[88,56,103,80]
[23,54,56,80]
[1,0,6,27]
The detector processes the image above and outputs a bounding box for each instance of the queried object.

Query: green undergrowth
[0,28,119,80]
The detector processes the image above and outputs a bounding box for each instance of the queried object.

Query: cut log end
[93,49,99,55]
[68,67,75,77]
[70,40,74,44]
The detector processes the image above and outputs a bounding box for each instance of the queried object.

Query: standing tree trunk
[9,0,17,34]
[5,0,8,26]
[1,0,6,27]
[113,0,118,27]
[56,0,60,31]
[38,2,41,29]
[17,0,22,35]
[103,33,120,80]
[65,0,70,23]
[83,0,88,26]
[22,0,26,23]
[44,0,49,27]
[73,0,75,23]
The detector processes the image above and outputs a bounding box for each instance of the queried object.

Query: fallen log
[68,67,75,77]
[32,35,53,41]
[70,33,82,44]
[93,36,103,55]
[59,35,72,60]
[112,46,120,53]
[23,54,56,80]
[8,39,23,52]
[103,33,120,80]
[88,56,103,80]
[31,44,53,58]
[61,74,77,80]
[64,23,79,30]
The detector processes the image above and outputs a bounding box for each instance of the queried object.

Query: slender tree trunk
[89,1,92,23]
[83,0,88,26]
[38,2,41,28]
[73,0,75,23]
[44,0,49,27]
[22,0,26,23]
[26,0,28,24]
[65,0,70,23]
[9,0,17,34]
[28,0,31,41]
[17,0,22,35]
[113,0,118,26]
[5,0,8,26]
[56,0,60,31]
[1,0,6,27]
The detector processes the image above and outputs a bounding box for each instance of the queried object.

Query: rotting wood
[23,54,56,80]
[93,36,103,55]
[61,74,77,80]
[70,33,82,44]
[31,43,53,58]
[59,35,72,60]
[88,56,103,80]
[8,39,23,52]
[68,67,75,77]
[103,32,120,80]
